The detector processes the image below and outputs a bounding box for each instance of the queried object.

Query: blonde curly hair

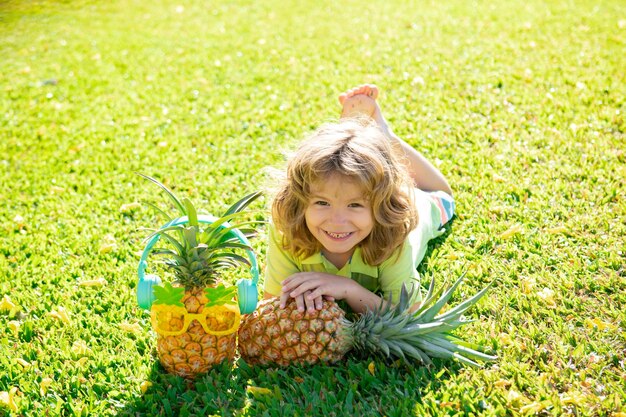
[271,119,418,266]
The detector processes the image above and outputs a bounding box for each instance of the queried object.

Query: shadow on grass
[417,219,455,276]
[118,355,463,417]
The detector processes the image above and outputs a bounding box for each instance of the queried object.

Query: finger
[304,291,316,312]
[306,288,324,303]
[280,274,308,293]
[295,294,306,312]
[280,277,296,293]
[287,281,319,299]
[305,289,327,310]
[279,291,291,309]
[323,295,335,302]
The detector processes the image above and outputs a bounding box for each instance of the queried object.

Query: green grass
[1,0,625,415]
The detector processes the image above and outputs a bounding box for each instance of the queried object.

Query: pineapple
[238,274,496,367]
[140,174,261,378]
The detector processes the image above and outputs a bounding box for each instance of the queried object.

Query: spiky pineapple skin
[156,286,236,378]
[238,297,351,366]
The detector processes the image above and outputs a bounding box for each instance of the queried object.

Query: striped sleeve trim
[429,190,455,226]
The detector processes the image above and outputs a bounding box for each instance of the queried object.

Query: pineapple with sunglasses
[139,174,261,378]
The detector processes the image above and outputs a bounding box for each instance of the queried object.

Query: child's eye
[314,201,329,206]
[348,203,364,208]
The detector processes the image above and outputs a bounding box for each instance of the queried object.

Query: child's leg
[339,84,452,195]
[429,190,455,226]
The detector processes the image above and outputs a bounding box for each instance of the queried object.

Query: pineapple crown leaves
[138,173,264,287]
[414,271,469,323]
[144,211,262,250]
[350,274,497,367]
[137,173,186,222]
[150,226,254,282]
[204,284,237,308]
[137,172,263,233]
[152,282,185,307]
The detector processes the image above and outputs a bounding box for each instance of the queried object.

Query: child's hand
[280,272,353,313]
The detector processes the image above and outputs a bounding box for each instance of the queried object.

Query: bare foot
[338,84,379,106]
[338,84,387,128]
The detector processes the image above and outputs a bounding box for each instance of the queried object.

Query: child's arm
[279,272,387,314]
[382,126,452,195]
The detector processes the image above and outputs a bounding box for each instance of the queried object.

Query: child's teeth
[328,232,350,238]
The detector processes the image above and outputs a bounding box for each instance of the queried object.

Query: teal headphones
[136,214,260,315]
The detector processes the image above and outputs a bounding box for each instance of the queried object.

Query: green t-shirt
[264,189,449,304]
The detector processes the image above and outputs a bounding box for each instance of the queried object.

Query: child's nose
[330,208,348,224]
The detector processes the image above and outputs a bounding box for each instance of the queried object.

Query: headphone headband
[137,214,259,314]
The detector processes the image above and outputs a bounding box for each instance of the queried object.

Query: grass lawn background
[1,0,624,415]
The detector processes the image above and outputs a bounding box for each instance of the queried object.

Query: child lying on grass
[264,84,455,313]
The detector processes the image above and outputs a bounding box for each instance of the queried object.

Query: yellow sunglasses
[150,303,241,336]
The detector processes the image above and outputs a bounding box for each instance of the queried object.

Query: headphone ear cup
[137,274,162,310]
[236,278,259,314]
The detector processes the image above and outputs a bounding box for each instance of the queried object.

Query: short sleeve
[378,243,422,305]
[377,189,454,305]
[264,223,300,297]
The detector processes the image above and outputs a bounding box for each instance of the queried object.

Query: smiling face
[304,174,374,269]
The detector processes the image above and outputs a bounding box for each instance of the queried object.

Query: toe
[368,84,379,99]
[362,84,378,99]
